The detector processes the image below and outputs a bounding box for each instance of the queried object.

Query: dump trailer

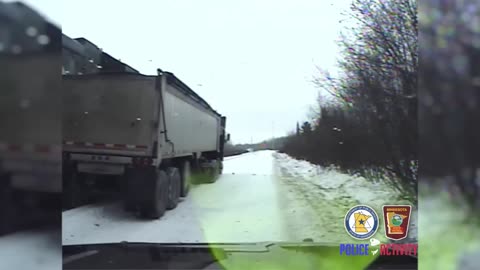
[63,69,229,218]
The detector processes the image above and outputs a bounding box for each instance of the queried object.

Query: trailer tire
[180,161,192,197]
[166,167,180,210]
[145,169,168,219]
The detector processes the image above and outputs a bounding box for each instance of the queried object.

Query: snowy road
[63,150,417,245]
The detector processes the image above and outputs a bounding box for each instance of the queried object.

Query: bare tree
[313,0,418,195]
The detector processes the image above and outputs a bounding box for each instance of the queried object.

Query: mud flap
[63,164,87,210]
[124,166,157,207]
[180,160,192,197]
[200,160,221,184]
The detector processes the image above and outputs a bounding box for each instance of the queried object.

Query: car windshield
[58,0,418,252]
[57,0,419,246]
[3,0,480,270]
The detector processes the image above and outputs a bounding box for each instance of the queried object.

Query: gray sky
[24,0,351,144]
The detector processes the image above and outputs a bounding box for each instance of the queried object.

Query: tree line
[283,0,418,197]
[283,0,480,212]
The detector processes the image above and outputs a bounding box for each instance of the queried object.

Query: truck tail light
[133,157,140,166]
[143,157,152,166]
[132,157,153,167]
[132,157,139,166]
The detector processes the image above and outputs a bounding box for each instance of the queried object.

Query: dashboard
[63,242,417,270]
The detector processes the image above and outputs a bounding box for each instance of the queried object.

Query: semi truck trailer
[62,69,229,218]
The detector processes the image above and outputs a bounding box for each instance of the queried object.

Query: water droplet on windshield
[97,65,103,69]
[11,45,22,54]
[19,99,30,109]
[37,35,50,45]
[25,26,38,37]
[472,77,480,87]
[423,93,434,107]
[89,59,94,63]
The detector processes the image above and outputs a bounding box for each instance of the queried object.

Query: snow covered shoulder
[273,151,417,243]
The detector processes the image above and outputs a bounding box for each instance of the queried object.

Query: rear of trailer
[63,70,228,218]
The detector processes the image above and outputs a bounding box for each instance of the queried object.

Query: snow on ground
[63,150,416,246]
[273,152,417,243]
[222,151,274,176]
[0,229,61,270]
[63,150,288,244]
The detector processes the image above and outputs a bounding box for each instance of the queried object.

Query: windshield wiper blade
[63,250,99,265]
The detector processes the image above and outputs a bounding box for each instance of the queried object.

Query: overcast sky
[22,0,351,144]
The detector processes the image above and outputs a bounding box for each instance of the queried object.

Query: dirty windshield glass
[3,0,480,270]
[11,0,473,269]
[58,0,418,245]
[59,0,418,256]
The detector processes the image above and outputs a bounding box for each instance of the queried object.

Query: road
[63,150,417,245]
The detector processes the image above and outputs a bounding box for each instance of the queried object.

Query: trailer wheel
[166,167,180,209]
[180,161,192,197]
[145,169,168,219]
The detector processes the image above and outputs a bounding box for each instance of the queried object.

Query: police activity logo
[344,205,379,240]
